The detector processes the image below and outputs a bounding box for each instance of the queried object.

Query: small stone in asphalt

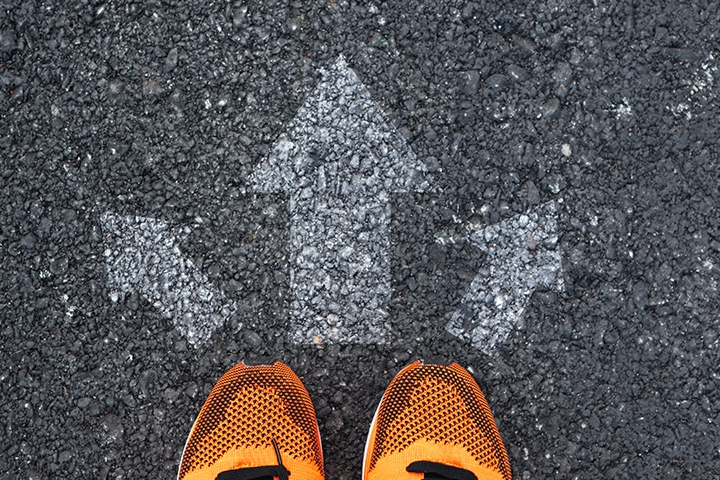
[526,181,540,205]
[108,80,125,98]
[0,29,15,52]
[461,70,480,95]
[58,451,73,463]
[287,18,300,33]
[538,98,560,118]
[100,414,124,446]
[245,330,263,348]
[541,174,566,194]
[552,63,573,86]
[164,47,179,73]
[506,64,527,82]
[486,74,508,91]
[458,109,476,126]
[143,80,163,96]
[664,48,699,63]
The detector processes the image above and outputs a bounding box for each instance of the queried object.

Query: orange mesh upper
[364,362,511,480]
[178,361,323,480]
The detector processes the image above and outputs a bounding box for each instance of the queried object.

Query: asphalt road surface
[2,1,720,479]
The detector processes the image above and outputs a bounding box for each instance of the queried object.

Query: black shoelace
[407,461,477,480]
[216,439,290,480]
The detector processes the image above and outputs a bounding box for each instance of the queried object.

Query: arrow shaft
[288,196,392,344]
[448,255,544,354]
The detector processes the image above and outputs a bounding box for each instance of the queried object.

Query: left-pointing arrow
[100,212,236,346]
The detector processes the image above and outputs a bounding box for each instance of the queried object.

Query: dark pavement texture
[2,0,720,479]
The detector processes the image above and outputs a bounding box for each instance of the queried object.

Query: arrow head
[446,202,564,354]
[250,56,431,194]
[100,212,235,346]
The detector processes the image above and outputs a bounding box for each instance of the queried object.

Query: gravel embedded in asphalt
[1,1,719,479]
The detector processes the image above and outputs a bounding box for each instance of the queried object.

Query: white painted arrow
[250,56,431,344]
[100,212,236,346]
[445,202,564,354]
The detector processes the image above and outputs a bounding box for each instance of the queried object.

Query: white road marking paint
[668,52,717,120]
[445,202,564,354]
[100,212,236,346]
[250,56,431,344]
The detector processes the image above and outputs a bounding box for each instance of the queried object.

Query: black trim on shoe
[407,461,477,480]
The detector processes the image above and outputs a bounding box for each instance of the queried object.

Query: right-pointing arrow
[445,202,564,354]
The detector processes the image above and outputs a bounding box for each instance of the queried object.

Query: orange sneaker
[178,361,324,480]
[363,361,511,480]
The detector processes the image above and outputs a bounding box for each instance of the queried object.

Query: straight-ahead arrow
[250,56,431,344]
[100,212,236,346]
[445,202,564,354]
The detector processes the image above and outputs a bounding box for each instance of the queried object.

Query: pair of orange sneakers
[178,361,512,480]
